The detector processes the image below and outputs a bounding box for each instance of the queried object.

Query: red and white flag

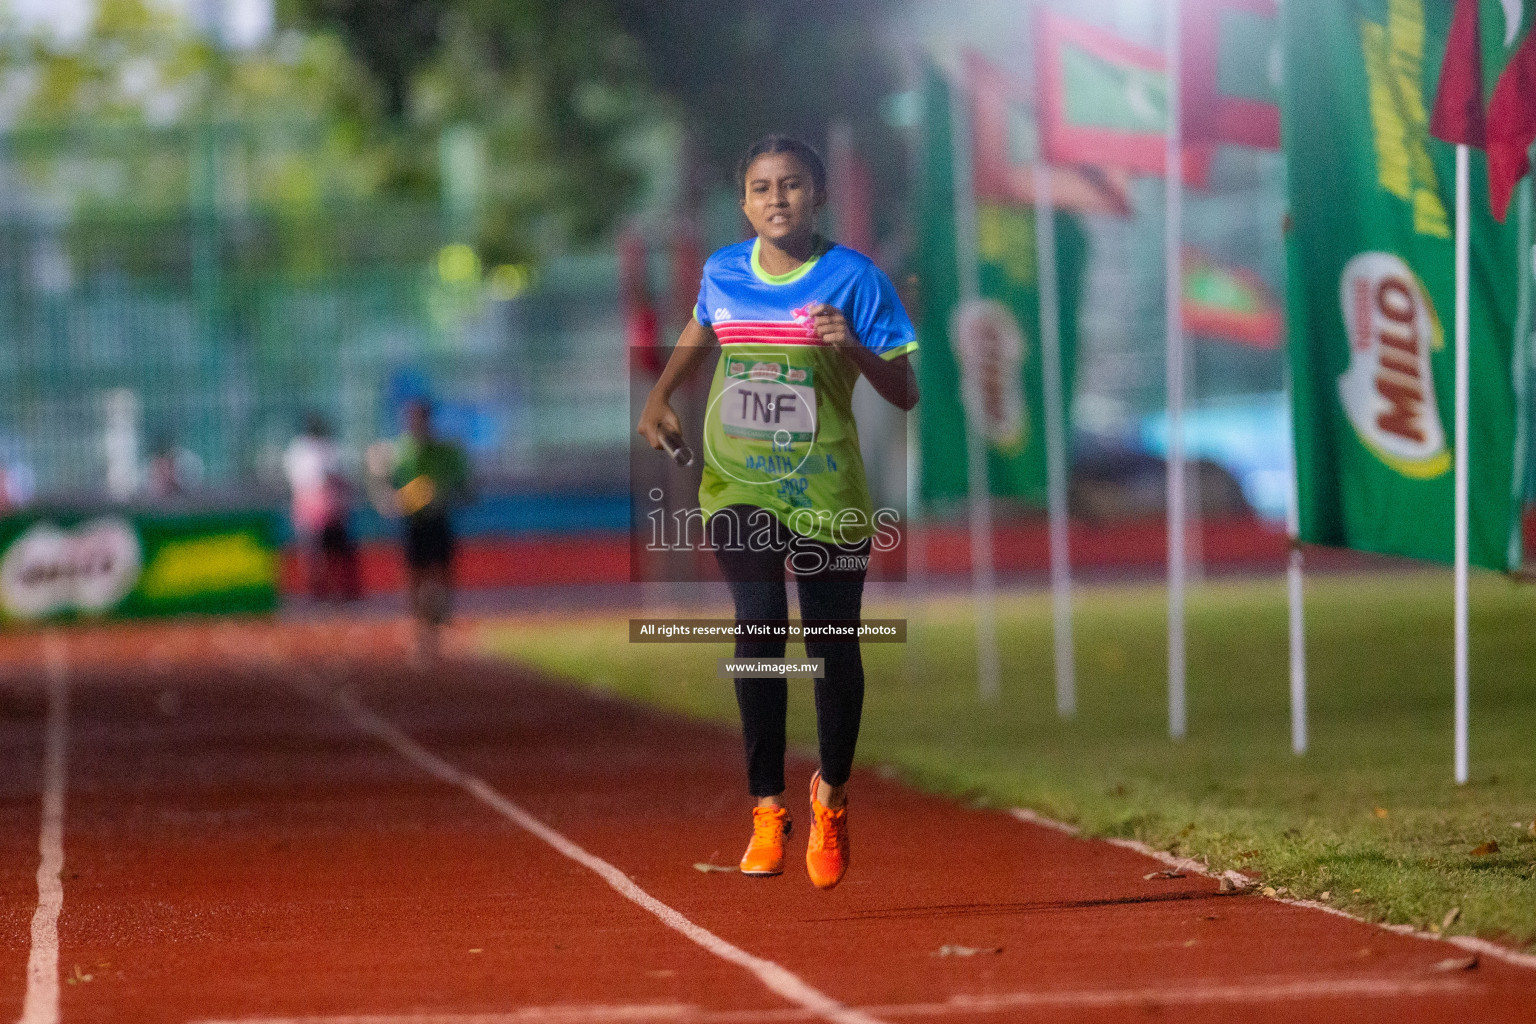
[1430,0,1536,221]
[1034,11,1212,185]
[1180,0,1281,150]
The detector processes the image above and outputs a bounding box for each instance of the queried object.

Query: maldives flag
[1430,0,1536,221]
[1035,10,1213,184]
[1181,0,1281,149]
[1181,248,1282,347]
[963,50,1132,217]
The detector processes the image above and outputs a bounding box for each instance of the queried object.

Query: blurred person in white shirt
[283,414,360,601]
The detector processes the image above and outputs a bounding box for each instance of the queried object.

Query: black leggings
[710,504,870,797]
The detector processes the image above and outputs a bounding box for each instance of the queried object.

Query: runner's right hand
[365,441,394,479]
[636,394,683,452]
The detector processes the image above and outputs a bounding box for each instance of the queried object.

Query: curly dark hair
[736,135,827,200]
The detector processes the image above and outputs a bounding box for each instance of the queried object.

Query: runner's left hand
[808,304,858,350]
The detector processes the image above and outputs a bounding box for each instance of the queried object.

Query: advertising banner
[916,65,1088,506]
[1283,0,1530,570]
[0,510,280,624]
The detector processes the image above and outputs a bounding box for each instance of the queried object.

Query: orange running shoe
[739,804,791,876]
[805,770,849,889]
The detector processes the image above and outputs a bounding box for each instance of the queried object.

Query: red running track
[0,619,1533,1023]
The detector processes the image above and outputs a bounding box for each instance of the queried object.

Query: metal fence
[0,206,630,507]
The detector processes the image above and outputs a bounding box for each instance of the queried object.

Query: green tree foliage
[291,0,909,255]
[8,0,388,221]
[609,0,908,232]
[610,0,901,171]
[286,0,660,265]
[0,0,424,283]
[9,0,909,274]
[282,0,441,119]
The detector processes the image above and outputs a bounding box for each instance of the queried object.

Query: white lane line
[312,683,887,1024]
[1008,805,1536,972]
[1008,807,1248,889]
[19,632,69,1024]
[1006,808,1080,837]
[188,975,1482,1024]
[193,1008,695,1024]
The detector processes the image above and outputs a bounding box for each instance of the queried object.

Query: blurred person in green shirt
[368,398,470,664]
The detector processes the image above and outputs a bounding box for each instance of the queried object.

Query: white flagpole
[950,71,1001,702]
[905,394,925,688]
[1285,386,1307,755]
[1165,0,1188,740]
[1453,143,1471,785]
[1034,164,1076,717]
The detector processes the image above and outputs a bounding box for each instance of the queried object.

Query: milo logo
[1337,252,1450,479]
[950,299,1028,454]
[0,518,143,619]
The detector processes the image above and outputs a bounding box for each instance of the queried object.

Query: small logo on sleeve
[713,307,732,322]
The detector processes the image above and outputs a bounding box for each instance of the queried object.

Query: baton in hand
[659,432,694,467]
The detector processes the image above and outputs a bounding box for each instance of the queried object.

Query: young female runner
[636,135,918,889]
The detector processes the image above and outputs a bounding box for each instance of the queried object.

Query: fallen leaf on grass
[1261,886,1278,898]
[1442,907,1461,931]
[1319,891,1331,901]
[693,863,738,873]
[1144,869,1185,880]
[1432,955,1479,972]
[1373,807,1389,819]
[1470,840,1500,856]
[933,945,1002,957]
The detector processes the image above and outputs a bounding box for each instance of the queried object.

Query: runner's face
[741,153,821,247]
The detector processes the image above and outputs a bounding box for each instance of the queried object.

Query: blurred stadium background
[0,0,1526,606]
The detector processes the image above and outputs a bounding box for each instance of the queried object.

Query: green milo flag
[1284,0,1531,570]
[916,65,1088,507]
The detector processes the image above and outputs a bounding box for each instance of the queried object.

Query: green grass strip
[481,571,1536,950]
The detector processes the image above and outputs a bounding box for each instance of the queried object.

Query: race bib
[718,359,817,443]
